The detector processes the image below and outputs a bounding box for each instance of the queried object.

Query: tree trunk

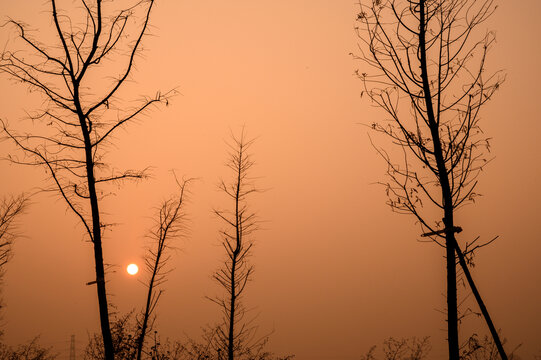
[227,165,245,360]
[228,255,237,360]
[418,1,459,358]
[136,271,155,360]
[453,240,508,359]
[137,251,160,360]
[80,112,115,359]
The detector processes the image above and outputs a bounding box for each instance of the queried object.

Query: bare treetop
[355,0,504,235]
[0,0,174,242]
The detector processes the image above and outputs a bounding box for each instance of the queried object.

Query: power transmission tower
[69,335,76,360]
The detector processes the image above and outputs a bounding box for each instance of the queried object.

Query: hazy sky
[0,1,539,359]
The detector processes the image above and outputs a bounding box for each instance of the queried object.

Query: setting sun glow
[126,264,139,276]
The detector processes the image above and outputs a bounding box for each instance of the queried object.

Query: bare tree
[361,335,519,360]
[0,336,57,360]
[209,130,262,360]
[459,334,520,360]
[135,331,294,360]
[0,195,27,272]
[0,1,171,358]
[354,0,505,359]
[84,311,138,360]
[136,177,192,360]
[361,337,432,360]
[0,194,27,320]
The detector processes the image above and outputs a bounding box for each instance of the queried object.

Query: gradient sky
[0,1,539,359]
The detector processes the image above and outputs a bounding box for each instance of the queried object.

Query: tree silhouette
[361,335,518,360]
[84,311,139,360]
[0,194,27,320]
[0,195,27,273]
[136,177,192,360]
[208,129,262,360]
[0,336,56,360]
[0,1,171,358]
[354,0,505,358]
[361,337,431,360]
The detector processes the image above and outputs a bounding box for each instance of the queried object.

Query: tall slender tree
[209,129,261,360]
[0,1,170,358]
[136,177,192,360]
[354,1,505,358]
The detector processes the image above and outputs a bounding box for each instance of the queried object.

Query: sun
[126,263,139,275]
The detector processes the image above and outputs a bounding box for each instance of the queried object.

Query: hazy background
[0,0,539,359]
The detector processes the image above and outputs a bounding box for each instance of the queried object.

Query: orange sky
[0,1,539,359]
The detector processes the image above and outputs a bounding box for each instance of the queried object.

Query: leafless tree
[0,194,27,321]
[361,337,432,360]
[354,0,505,359]
[136,330,294,360]
[208,130,263,360]
[361,335,519,360]
[84,311,138,360]
[0,336,56,360]
[459,334,521,360]
[0,1,171,358]
[136,177,192,360]
[0,195,27,273]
